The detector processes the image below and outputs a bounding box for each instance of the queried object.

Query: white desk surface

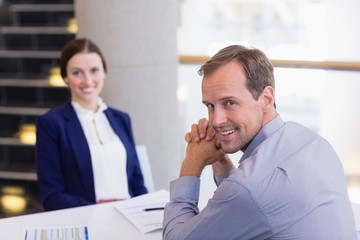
[352,201,360,239]
[0,200,162,240]
[0,189,359,240]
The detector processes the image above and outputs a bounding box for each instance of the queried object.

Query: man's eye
[206,103,214,110]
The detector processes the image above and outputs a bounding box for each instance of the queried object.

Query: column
[75,0,183,190]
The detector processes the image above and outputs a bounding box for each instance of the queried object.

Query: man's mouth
[219,129,235,136]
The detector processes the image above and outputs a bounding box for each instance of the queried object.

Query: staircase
[0,0,75,218]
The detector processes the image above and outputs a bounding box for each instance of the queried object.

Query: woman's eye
[91,68,99,74]
[71,70,80,76]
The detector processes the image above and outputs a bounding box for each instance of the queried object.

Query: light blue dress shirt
[163,115,357,240]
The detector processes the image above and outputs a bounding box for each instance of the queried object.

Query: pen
[144,207,165,211]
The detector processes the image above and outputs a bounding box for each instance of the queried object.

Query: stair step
[0,27,74,50]
[0,50,59,58]
[0,26,71,34]
[0,106,49,115]
[0,113,37,138]
[0,140,37,181]
[0,78,61,87]
[9,4,74,12]
[5,0,73,4]
[0,51,59,78]
[0,85,69,108]
[8,4,74,27]
[0,170,37,181]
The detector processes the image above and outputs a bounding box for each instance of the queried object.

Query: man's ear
[261,86,275,109]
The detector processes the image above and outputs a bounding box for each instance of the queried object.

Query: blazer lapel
[104,109,130,150]
[63,102,96,201]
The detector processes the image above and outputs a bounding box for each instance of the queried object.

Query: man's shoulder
[283,121,317,135]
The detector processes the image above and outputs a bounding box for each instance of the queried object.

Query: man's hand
[180,136,224,177]
[185,118,216,143]
[183,118,234,177]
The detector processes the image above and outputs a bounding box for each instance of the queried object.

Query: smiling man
[163,45,357,240]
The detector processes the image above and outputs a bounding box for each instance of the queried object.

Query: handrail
[179,55,360,72]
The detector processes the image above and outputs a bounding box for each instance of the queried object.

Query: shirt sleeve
[214,166,236,186]
[163,174,272,240]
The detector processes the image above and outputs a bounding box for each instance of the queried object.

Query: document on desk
[23,226,89,240]
[352,201,360,231]
[115,189,169,234]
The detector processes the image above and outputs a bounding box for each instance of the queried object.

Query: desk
[352,201,360,239]
[0,192,359,240]
[0,201,162,240]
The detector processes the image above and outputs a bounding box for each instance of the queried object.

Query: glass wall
[178,0,360,60]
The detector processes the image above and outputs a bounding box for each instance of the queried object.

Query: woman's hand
[97,199,123,204]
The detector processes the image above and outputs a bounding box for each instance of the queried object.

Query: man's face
[201,61,265,154]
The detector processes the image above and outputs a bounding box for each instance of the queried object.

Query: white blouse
[72,98,130,201]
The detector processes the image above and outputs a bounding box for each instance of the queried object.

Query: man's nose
[212,107,227,126]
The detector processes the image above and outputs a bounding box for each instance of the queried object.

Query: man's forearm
[180,157,205,177]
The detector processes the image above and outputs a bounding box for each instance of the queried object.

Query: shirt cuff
[214,166,237,185]
[170,176,200,202]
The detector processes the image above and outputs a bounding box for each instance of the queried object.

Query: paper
[115,189,169,233]
[23,226,89,240]
[352,201,360,231]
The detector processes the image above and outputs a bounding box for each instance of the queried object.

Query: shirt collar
[240,114,284,162]
[72,98,108,116]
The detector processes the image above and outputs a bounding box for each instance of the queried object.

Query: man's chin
[220,144,240,154]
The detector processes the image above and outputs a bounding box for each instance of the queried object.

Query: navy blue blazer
[35,101,147,211]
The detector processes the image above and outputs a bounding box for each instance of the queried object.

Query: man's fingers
[198,118,208,139]
[206,125,216,141]
[185,132,191,143]
[215,138,222,149]
[184,118,213,143]
[191,124,201,142]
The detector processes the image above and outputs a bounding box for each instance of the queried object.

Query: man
[163,45,357,239]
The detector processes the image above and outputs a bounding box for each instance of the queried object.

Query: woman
[35,38,148,211]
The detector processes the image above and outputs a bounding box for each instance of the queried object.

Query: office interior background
[0,0,360,218]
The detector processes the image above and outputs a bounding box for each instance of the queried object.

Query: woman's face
[65,52,106,110]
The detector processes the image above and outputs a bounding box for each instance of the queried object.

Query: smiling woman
[64,52,105,111]
[35,38,148,211]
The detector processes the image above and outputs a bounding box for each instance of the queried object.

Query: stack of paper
[115,189,169,233]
